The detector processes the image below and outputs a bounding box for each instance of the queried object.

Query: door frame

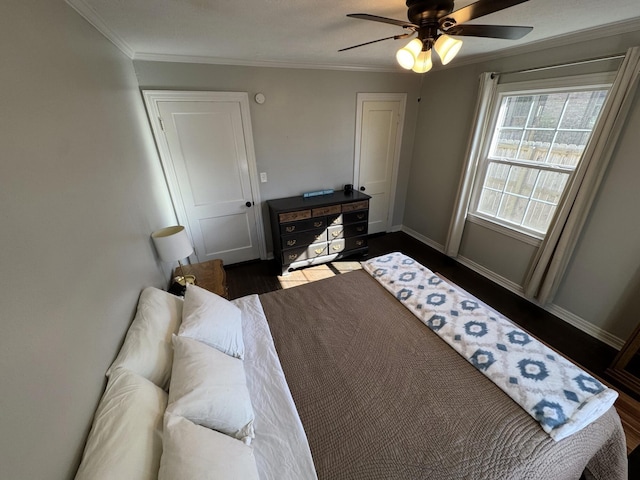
[142,90,267,261]
[353,92,407,233]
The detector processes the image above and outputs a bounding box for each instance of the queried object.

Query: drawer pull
[285,226,295,233]
[286,239,297,246]
[332,245,341,251]
[314,248,324,255]
[332,231,340,238]
[288,254,297,260]
[356,226,365,232]
[313,221,323,228]
[357,213,365,220]
[356,240,364,246]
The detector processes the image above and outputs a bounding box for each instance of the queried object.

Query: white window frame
[467,72,615,240]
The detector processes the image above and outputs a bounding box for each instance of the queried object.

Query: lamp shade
[151,226,194,263]
[412,49,433,73]
[396,38,423,70]
[434,35,463,65]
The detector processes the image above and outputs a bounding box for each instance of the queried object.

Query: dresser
[267,191,371,275]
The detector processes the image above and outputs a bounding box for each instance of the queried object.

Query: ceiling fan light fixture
[434,34,463,65]
[396,38,423,69]
[412,49,433,73]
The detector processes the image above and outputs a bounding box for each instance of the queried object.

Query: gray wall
[0,1,175,478]
[133,61,422,251]
[403,28,640,341]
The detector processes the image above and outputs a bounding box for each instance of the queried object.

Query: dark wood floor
[225,231,640,457]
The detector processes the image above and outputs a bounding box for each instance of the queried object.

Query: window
[469,79,611,238]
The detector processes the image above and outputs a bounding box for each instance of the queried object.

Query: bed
[76,252,627,479]
[257,253,627,480]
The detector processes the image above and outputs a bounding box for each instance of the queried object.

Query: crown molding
[65,0,134,58]
[132,52,401,73]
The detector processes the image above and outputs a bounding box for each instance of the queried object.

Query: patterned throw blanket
[362,252,618,441]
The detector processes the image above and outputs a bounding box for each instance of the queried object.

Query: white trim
[401,226,445,253]
[456,255,525,295]
[545,304,625,350]
[133,52,403,73]
[389,224,403,233]
[404,226,624,350]
[141,90,267,262]
[65,0,134,58]
[466,214,542,247]
[354,93,407,233]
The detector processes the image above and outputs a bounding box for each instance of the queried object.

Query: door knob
[360,186,366,191]
[245,201,252,207]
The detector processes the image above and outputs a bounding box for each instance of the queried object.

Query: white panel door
[144,91,265,265]
[354,94,406,235]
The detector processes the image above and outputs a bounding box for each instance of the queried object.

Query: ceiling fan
[340,0,533,73]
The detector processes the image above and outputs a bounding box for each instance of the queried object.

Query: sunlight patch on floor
[278,264,336,289]
[277,261,363,289]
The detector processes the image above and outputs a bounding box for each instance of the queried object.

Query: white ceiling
[67,0,640,71]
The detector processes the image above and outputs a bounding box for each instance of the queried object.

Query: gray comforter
[259,269,627,480]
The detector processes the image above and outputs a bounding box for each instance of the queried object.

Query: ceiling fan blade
[447,0,530,25]
[338,34,411,52]
[347,13,418,29]
[447,24,533,40]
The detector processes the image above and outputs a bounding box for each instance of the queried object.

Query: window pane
[485,162,509,190]
[547,131,591,167]
[497,194,528,225]
[502,96,532,128]
[492,129,522,159]
[518,129,554,162]
[505,166,538,197]
[528,93,568,128]
[478,189,501,216]
[560,90,608,129]
[523,201,557,233]
[531,171,569,204]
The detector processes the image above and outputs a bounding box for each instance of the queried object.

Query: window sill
[466,214,543,247]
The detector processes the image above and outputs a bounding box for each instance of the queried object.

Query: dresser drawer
[279,210,311,223]
[341,200,369,213]
[282,241,328,264]
[343,210,368,224]
[312,205,341,217]
[345,235,367,250]
[328,214,343,226]
[327,225,344,240]
[282,230,327,249]
[328,239,345,254]
[343,222,367,237]
[280,217,326,234]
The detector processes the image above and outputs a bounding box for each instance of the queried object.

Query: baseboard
[389,224,403,233]
[400,226,445,252]
[456,255,525,295]
[398,226,624,350]
[545,304,625,350]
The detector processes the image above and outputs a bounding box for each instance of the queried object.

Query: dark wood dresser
[267,191,371,275]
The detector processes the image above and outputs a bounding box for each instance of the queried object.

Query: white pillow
[107,287,183,390]
[166,335,255,442]
[179,283,244,359]
[75,369,167,480]
[159,414,260,480]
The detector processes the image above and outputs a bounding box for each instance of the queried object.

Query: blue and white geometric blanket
[362,252,618,441]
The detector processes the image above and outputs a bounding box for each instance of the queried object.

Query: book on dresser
[267,191,371,276]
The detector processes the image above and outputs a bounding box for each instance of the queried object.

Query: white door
[354,93,406,235]
[143,91,266,265]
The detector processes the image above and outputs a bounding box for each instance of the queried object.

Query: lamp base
[174,274,196,286]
